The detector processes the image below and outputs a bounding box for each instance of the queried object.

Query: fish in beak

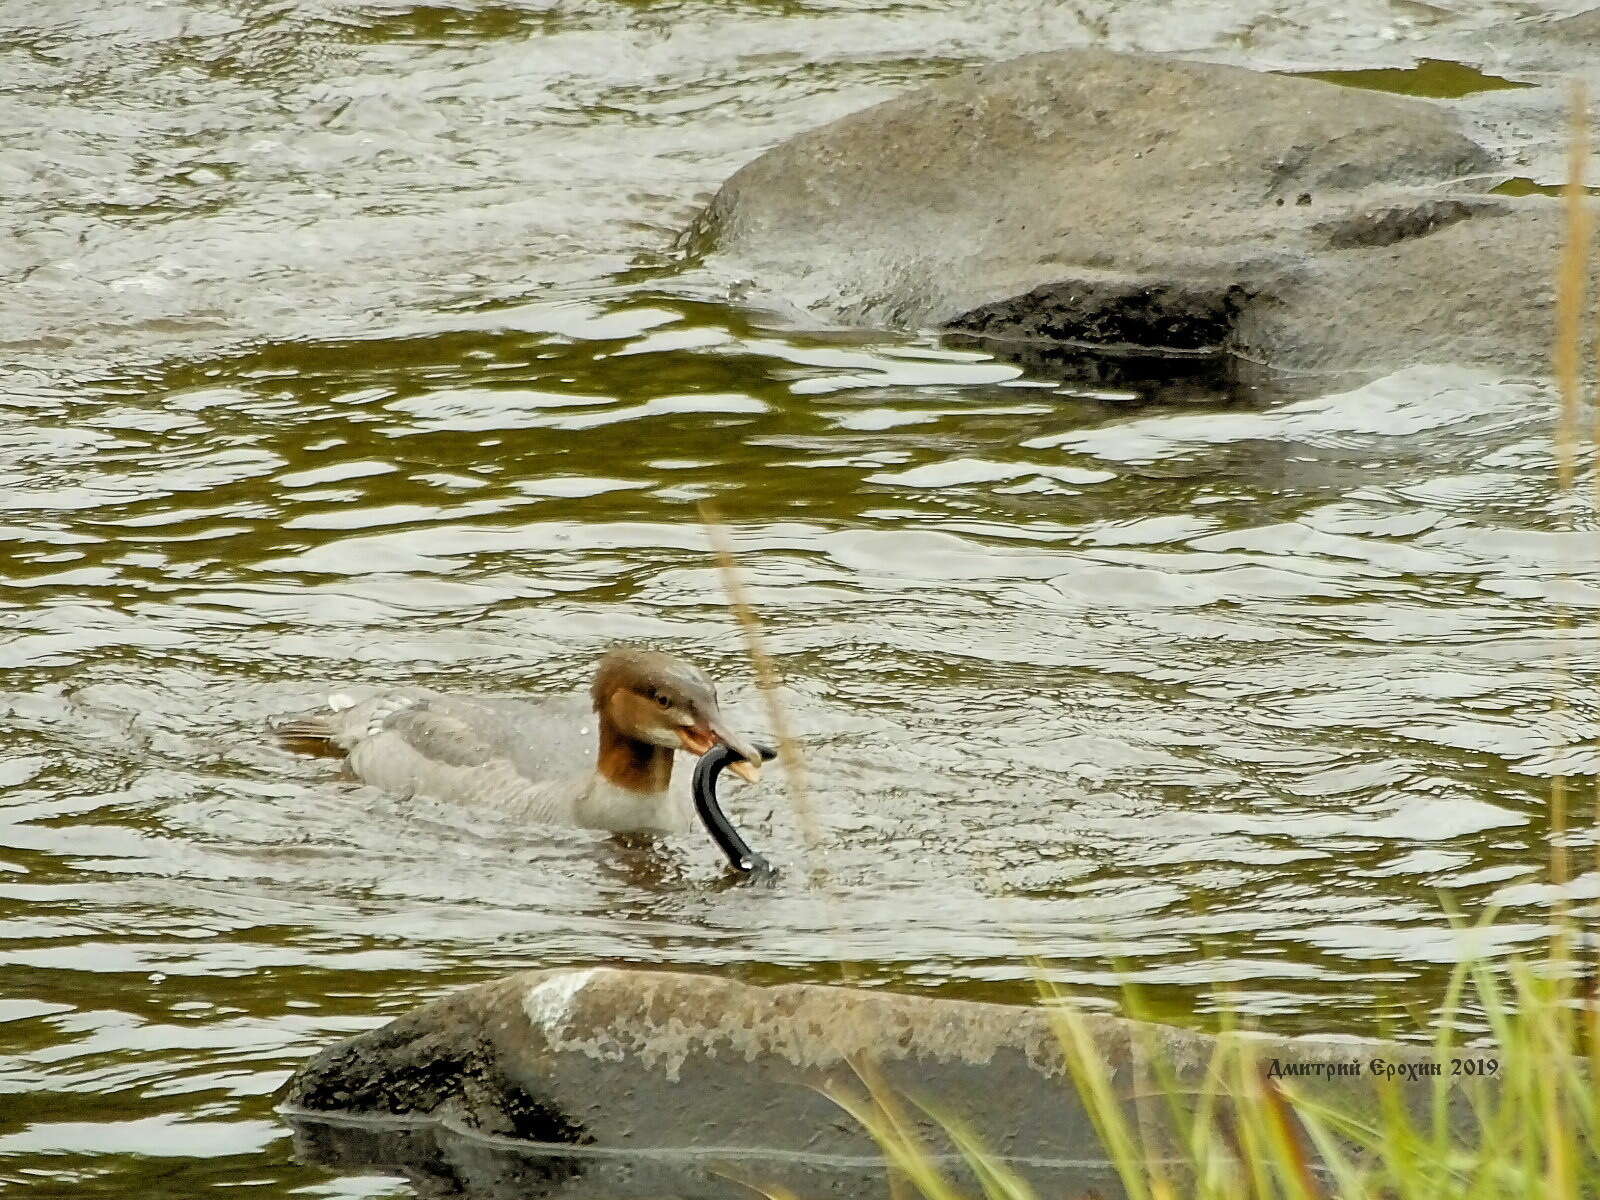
[676,713,763,783]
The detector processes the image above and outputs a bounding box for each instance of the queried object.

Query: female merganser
[272,648,771,870]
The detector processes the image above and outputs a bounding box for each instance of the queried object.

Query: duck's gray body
[274,689,699,833]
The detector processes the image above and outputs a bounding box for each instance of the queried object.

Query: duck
[271,647,774,873]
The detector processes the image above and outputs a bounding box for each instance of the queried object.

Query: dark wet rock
[945,276,1253,358]
[286,996,589,1145]
[684,49,1582,376]
[284,966,1466,1197]
[1310,196,1491,251]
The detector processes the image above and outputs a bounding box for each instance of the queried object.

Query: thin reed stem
[1556,81,1589,499]
[698,503,814,831]
[1551,81,1591,903]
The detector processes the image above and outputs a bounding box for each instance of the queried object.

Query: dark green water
[1,2,1595,1197]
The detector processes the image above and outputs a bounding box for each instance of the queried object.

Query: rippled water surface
[3,0,1598,1196]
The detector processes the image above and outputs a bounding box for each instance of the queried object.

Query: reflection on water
[1,0,1595,1197]
[286,1113,1120,1200]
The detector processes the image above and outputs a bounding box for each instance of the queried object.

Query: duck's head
[591,648,763,783]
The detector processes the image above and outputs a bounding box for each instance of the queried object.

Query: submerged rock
[283,967,1464,1198]
[684,49,1573,376]
[1472,7,1600,72]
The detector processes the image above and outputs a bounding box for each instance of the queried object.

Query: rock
[1471,8,1600,71]
[1419,10,1600,195]
[683,49,1581,376]
[283,967,1470,1198]
[1545,8,1600,39]
[1234,199,1571,372]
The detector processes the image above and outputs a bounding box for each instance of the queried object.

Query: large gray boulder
[282,967,1467,1199]
[684,50,1572,376]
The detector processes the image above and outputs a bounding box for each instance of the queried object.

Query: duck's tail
[270,693,362,757]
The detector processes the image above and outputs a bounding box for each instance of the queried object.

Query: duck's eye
[653,692,672,709]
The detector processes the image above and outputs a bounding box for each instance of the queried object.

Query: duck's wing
[274,689,600,823]
[351,699,563,822]
[469,694,596,782]
[378,695,602,780]
[274,691,590,763]
[377,698,504,768]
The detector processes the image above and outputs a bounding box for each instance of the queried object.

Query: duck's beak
[677,713,763,783]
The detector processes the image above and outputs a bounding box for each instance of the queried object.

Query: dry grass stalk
[697,503,815,834]
[1555,80,1590,498]
[697,500,852,961]
[1551,80,1592,898]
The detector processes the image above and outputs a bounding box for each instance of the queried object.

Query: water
[2,1,1597,1196]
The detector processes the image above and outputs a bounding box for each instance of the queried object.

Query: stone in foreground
[283,967,1458,1197]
